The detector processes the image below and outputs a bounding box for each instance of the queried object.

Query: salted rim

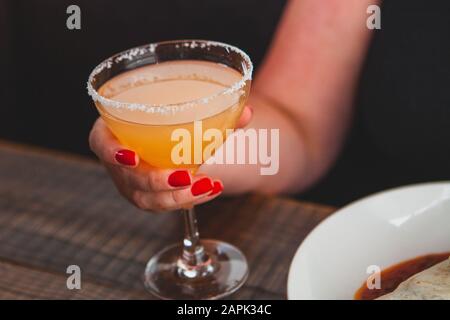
[86,40,253,114]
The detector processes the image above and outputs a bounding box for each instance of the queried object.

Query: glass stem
[182,207,202,260]
[178,208,212,278]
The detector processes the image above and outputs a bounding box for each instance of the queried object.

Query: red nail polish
[191,178,214,196]
[115,149,136,166]
[209,181,223,196]
[168,170,191,187]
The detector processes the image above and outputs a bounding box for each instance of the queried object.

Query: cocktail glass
[87,40,252,299]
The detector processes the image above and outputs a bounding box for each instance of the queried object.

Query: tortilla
[378,257,450,300]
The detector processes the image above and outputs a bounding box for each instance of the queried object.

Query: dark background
[0,0,285,154]
[1,0,450,206]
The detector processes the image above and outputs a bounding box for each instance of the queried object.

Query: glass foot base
[144,239,248,300]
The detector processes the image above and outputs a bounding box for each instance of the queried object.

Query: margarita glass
[87,40,252,299]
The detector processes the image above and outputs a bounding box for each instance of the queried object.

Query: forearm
[239,93,312,194]
[251,0,380,193]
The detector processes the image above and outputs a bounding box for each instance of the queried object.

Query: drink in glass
[87,40,253,299]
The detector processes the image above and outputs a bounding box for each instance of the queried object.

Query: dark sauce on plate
[354,252,450,300]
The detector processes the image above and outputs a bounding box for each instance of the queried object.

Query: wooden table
[0,141,335,299]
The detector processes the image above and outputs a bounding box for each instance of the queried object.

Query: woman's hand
[88,106,253,212]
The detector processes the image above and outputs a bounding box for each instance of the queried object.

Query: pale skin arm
[89,0,379,211]
[202,0,379,195]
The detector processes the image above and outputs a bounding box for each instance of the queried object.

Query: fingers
[131,177,224,212]
[127,164,193,192]
[89,117,225,213]
[89,118,139,167]
[192,180,223,206]
[236,105,253,128]
[104,159,224,211]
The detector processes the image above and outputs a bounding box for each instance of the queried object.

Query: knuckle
[147,172,164,191]
[146,173,155,191]
[132,191,148,210]
[152,196,168,211]
[132,191,169,212]
[170,190,184,206]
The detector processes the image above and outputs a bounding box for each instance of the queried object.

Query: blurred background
[1,0,450,206]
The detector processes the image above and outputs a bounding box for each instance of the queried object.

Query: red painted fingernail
[209,181,223,196]
[168,170,191,187]
[115,149,136,166]
[191,177,214,196]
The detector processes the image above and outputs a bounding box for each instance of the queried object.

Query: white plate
[287,182,450,300]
